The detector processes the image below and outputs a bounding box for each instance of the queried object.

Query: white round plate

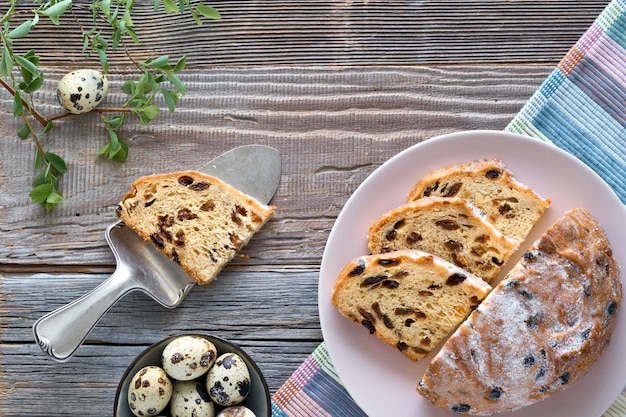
[318,130,626,417]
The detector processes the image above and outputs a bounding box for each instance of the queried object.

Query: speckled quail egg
[216,406,256,417]
[162,335,218,381]
[170,380,215,417]
[128,366,173,417]
[57,69,108,114]
[206,352,251,406]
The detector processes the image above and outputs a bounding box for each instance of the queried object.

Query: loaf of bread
[367,197,517,284]
[417,208,621,415]
[331,250,492,361]
[116,171,275,285]
[407,159,550,244]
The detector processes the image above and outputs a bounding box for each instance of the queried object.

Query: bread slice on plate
[407,159,551,244]
[116,171,275,285]
[418,208,622,415]
[331,250,492,362]
[367,197,517,284]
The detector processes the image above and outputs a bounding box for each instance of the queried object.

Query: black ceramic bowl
[114,334,270,417]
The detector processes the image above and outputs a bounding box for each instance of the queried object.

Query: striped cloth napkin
[272,0,626,415]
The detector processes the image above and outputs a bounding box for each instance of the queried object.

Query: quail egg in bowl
[115,334,270,417]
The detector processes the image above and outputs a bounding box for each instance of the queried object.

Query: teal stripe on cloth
[271,0,626,415]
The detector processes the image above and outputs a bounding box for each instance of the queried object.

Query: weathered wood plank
[0,270,321,415]
[8,1,606,67]
[0,65,551,268]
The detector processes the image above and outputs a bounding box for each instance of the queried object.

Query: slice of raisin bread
[332,250,492,361]
[407,159,550,244]
[417,208,621,415]
[116,171,275,285]
[368,197,517,284]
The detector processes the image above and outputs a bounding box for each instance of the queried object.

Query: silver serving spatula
[33,145,281,362]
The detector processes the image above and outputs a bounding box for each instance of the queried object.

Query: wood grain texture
[0,1,609,415]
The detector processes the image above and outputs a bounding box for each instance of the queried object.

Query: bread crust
[332,250,492,361]
[116,171,275,285]
[417,208,622,415]
[408,159,551,244]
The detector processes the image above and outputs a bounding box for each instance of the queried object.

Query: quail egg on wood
[170,380,215,417]
[216,406,256,417]
[206,353,251,406]
[57,69,108,114]
[128,366,173,417]
[162,335,218,381]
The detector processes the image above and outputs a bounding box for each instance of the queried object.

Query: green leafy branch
[0,0,221,211]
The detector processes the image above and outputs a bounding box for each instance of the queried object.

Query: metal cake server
[33,145,281,362]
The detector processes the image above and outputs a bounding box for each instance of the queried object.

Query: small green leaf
[98,48,109,73]
[41,0,72,25]
[44,152,68,173]
[146,55,170,70]
[163,0,181,13]
[138,105,160,124]
[160,87,178,112]
[13,93,23,117]
[196,3,221,20]
[7,19,34,39]
[29,183,54,204]
[34,149,43,170]
[17,124,30,139]
[166,72,186,95]
[14,54,40,77]
[0,44,14,77]
[173,55,187,74]
[122,80,136,95]
[42,121,54,135]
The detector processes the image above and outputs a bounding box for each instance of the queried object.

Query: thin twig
[47,107,132,121]
[0,76,49,127]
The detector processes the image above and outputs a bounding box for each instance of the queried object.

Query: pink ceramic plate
[319,130,626,417]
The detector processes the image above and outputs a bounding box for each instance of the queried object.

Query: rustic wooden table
[0,1,609,416]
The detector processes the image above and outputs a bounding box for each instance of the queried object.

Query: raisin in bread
[116,171,275,285]
[331,250,492,361]
[367,197,517,284]
[417,208,622,415]
[407,159,550,244]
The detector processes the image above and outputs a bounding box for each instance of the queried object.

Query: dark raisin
[491,257,504,266]
[418,290,433,296]
[559,373,570,385]
[349,260,366,276]
[436,220,460,230]
[526,313,541,328]
[523,251,538,260]
[536,368,546,380]
[235,204,248,217]
[406,232,423,244]
[422,181,439,196]
[358,308,376,325]
[372,302,383,317]
[523,355,535,367]
[498,203,513,216]
[177,208,199,221]
[445,240,463,252]
[145,199,156,207]
[189,182,210,191]
[474,234,489,243]
[607,301,618,316]
[487,387,502,400]
[361,320,375,334]
[428,284,442,290]
[503,280,519,290]
[420,336,431,346]
[150,233,165,249]
[442,182,462,197]
[381,280,399,289]
[393,219,405,229]
[404,318,415,327]
[518,289,533,299]
[397,341,408,351]
[382,316,394,329]
[171,250,180,264]
[385,229,397,240]
[158,214,174,228]
[446,272,467,286]
[394,307,413,315]
[378,259,400,267]
[581,328,591,340]
[231,210,243,226]
[451,404,471,413]
[485,169,501,179]
[450,253,466,268]
[178,175,194,186]
[360,275,386,287]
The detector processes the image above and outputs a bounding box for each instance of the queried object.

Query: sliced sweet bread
[368,197,517,284]
[331,250,492,361]
[407,159,550,244]
[418,208,622,415]
[116,171,275,285]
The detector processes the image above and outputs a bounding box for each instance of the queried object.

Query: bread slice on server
[367,197,517,284]
[417,208,621,415]
[407,159,550,244]
[331,250,492,362]
[116,171,275,285]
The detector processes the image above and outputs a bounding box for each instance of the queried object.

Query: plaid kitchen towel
[272,0,626,415]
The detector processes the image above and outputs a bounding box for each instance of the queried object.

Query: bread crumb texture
[116,171,275,285]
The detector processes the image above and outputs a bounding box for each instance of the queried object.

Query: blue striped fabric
[272,0,626,415]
